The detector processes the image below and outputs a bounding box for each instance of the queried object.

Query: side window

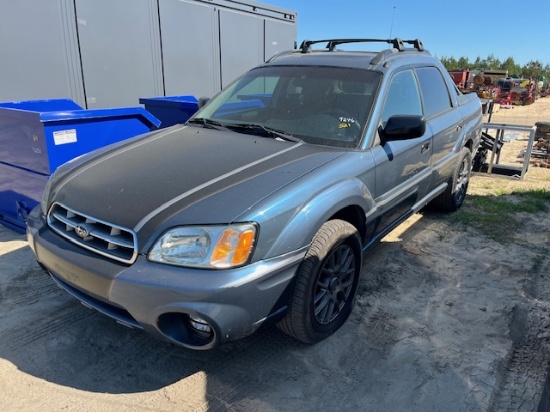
[381,69,422,125]
[415,67,452,117]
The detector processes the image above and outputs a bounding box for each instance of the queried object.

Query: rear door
[415,66,463,186]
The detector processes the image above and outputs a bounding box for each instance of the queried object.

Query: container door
[159,0,220,98]
[219,9,263,88]
[264,19,296,61]
[0,0,85,106]
[75,0,163,108]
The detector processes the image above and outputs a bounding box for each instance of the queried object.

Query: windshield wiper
[186,117,227,130]
[224,123,303,143]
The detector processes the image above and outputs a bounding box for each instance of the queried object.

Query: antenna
[389,6,396,38]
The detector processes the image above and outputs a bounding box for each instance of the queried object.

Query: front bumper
[26,207,305,350]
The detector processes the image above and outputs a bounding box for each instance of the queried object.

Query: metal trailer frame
[481,123,537,180]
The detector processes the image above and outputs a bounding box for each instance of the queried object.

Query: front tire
[431,147,472,213]
[277,219,362,344]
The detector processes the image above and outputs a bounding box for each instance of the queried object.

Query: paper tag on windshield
[53,129,77,145]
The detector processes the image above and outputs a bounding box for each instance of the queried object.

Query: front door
[370,69,433,236]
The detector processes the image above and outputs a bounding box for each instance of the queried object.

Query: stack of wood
[532,138,550,167]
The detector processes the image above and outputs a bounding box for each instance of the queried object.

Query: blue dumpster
[0,98,160,232]
[139,95,198,128]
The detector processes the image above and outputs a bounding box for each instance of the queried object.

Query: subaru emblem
[75,225,90,238]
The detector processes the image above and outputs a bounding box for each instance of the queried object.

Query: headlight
[148,223,257,269]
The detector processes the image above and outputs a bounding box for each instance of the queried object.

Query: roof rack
[298,38,424,53]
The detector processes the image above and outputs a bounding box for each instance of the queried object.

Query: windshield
[194,65,381,149]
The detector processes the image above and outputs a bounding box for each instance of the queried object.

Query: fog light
[188,315,213,339]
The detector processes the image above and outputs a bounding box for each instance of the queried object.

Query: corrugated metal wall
[0,0,296,108]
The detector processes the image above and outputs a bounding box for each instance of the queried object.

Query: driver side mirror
[381,115,426,143]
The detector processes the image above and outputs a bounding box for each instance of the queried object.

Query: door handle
[421,143,430,153]
[456,125,463,132]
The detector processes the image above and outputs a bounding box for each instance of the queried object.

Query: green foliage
[447,189,550,242]
[440,54,550,80]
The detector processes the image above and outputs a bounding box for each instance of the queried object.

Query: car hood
[50,125,344,243]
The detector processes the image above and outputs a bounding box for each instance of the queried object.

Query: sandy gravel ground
[0,98,549,412]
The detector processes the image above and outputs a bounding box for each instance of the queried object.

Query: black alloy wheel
[277,219,362,344]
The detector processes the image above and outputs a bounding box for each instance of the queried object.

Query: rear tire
[431,147,472,213]
[277,219,361,344]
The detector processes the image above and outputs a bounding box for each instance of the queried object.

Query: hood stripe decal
[56,125,187,195]
[133,143,303,232]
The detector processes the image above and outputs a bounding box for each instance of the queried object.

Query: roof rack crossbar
[403,39,424,51]
[298,38,424,54]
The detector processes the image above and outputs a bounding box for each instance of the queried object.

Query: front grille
[47,202,138,264]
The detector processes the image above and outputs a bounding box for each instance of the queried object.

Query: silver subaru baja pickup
[27,38,482,350]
